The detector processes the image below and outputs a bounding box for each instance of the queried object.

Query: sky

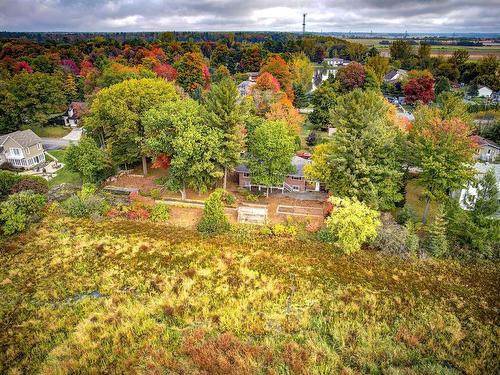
[0,0,499,33]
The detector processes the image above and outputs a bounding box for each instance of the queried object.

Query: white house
[384,69,408,83]
[455,163,500,211]
[0,129,46,169]
[63,101,87,128]
[478,86,493,98]
[323,58,350,67]
[473,135,500,162]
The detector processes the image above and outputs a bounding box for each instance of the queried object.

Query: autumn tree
[390,40,415,68]
[153,63,177,81]
[409,108,477,223]
[306,89,404,210]
[239,44,263,72]
[175,52,210,95]
[96,62,155,88]
[255,72,280,93]
[143,99,224,199]
[247,120,295,194]
[211,65,231,83]
[265,96,304,135]
[203,78,246,189]
[366,56,389,83]
[417,43,432,69]
[336,62,366,92]
[260,54,293,100]
[403,75,435,104]
[85,78,180,174]
[290,53,314,92]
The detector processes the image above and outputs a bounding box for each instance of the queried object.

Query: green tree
[203,78,245,189]
[143,99,224,199]
[212,65,231,83]
[434,76,451,96]
[309,81,338,130]
[197,188,230,234]
[290,53,314,92]
[247,120,295,193]
[0,191,46,235]
[424,206,449,258]
[410,109,476,223]
[418,43,432,69]
[449,49,469,69]
[65,137,112,183]
[0,72,66,133]
[307,90,403,210]
[390,40,414,68]
[85,78,180,174]
[292,83,308,108]
[472,169,499,217]
[323,196,381,254]
[467,81,479,97]
[435,92,470,122]
[366,56,389,83]
[364,67,381,91]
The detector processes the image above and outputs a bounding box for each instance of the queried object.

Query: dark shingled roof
[0,129,42,148]
[236,156,311,177]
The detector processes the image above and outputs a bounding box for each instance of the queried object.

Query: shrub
[424,206,449,258]
[129,191,155,206]
[10,177,49,195]
[223,192,236,206]
[0,191,47,235]
[261,224,298,237]
[61,195,89,218]
[149,188,162,200]
[0,170,22,198]
[324,196,381,254]
[396,205,417,225]
[62,188,109,219]
[198,189,230,234]
[150,204,170,222]
[373,222,408,256]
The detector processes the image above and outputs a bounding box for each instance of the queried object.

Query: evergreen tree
[425,206,449,258]
[292,83,308,108]
[197,189,230,234]
[473,169,499,217]
[203,78,245,189]
[434,76,451,96]
[467,81,479,97]
[307,89,403,210]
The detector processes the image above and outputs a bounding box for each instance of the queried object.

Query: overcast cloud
[0,0,499,33]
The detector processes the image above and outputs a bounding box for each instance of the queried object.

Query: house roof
[236,155,311,177]
[478,86,492,91]
[0,129,42,148]
[69,101,88,119]
[384,69,407,81]
[472,135,500,150]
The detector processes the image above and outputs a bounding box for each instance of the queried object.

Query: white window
[292,186,300,192]
[26,147,30,155]
[37,143,42,150]
[10,148,21,156]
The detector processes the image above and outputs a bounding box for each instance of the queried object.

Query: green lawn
[46,149,81,187]
[24,125,71,138]
[0,216,498,374]
[405,178,438,223]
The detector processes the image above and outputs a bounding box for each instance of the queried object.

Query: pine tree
[203,78,245,189]
[425,206,449,258]
[405,220,420,258]
[473,169,499,217]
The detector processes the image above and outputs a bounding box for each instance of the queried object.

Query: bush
[223,192,236,206]
[62,189,108,219]
[261,223,298,237]
[10,177,49,195]
[0,170,22,198]
[198,189,230,234]
[396,205,417,225]
[149,188,162,200]
[0,191,47,235]
[373,213,420,258]
[324,196,381,254]
[150,204,170,222]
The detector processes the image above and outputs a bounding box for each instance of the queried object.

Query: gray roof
[236,155,311,177]
[0,129,42,148]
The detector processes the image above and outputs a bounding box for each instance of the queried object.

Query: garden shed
[237,205,268,225]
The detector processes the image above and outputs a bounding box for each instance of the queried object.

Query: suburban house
[454,163,500,214]
[323,57,350,67]
[236,155,322,193]
[478,86,493,98]
[384,69,408,83]
[473,135,500,162]
[237,80,256,96]
[63,101,87,128]
[0,129,45,169]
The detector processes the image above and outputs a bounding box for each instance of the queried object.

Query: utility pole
[302,13,307,36]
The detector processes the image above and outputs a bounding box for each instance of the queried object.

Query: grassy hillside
[0,216,498,374]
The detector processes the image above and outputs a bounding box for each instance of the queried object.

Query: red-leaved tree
[153,63,177,81]
[336,62,366,92]
[255,72,281,93]
[14,61,33,74]
[404,76,435,104]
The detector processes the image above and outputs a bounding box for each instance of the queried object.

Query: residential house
[473,135,500,162]
[454,163,500,213]
[323,57,350,67]
[236,155,322,193]
[237,80,256,96]
[383,69,408,83]
[0,129,45,169]
[478,86,493,98]
[63,101,87,128]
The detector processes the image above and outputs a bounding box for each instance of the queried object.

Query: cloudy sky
[0,0,499,33]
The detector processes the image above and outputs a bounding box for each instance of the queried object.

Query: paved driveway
[41,138,71,150]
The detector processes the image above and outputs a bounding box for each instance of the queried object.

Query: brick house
[236,155,321,193]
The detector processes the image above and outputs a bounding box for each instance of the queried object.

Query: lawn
[405,178,439,223]
[23,125,71,138]
[0,216,498,374]
[45,149,81,187]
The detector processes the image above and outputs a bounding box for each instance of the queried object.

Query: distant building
[236,155,321,193]
[478,86,493,98]
[0,130,45,169]
[454,163,500,213]
[63,101,87,128]
[384,69,408,83]
[323,57,350,67]
[247,72,259,82]
[473,135,500,162]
